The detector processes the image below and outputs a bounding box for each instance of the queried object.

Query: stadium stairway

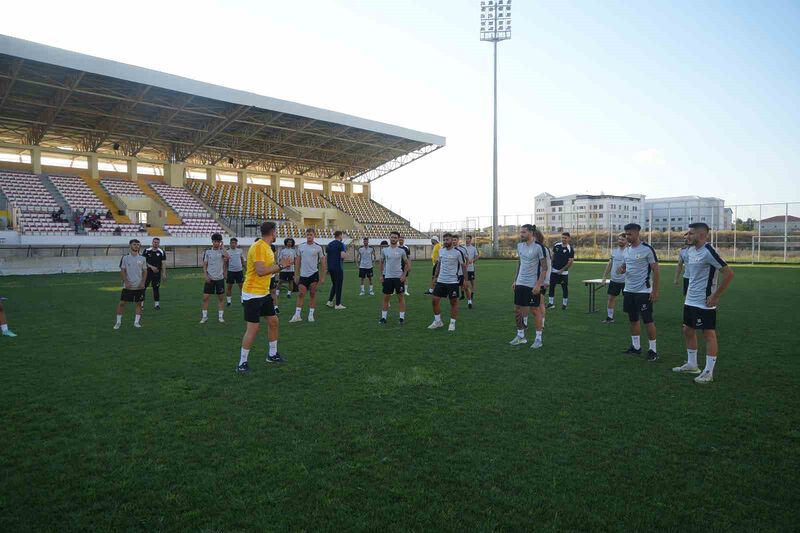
[78,177,134,225]
[138,181,183,226]
[40,175,72,217]
[184,186,236,236]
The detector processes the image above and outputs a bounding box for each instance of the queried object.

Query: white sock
[269,340,278,357]
[563,299,568,306]
[115,314,122,325]
[226,296,232,304]
[0,324,7,332]
[449,318,456,325]
[399,311,406,319]
[134,314,141,325]
[468,299,473,304]
[523,316,528,327]
[381,310,388,319]
[202,310,208,318]
[649,339,657,352]
[239,348,249,365]
[218,310,224,319]
[370,285,374,292]
[687,349,698,367]
[542,317,546,326]
[535,330,542,340]
[705,355,717,373]
[276,289,280,296]
[434,314,442,323]
[517,329,525,338]
[308,308,315,318]
[607,308,614,319]
[360,287,365,293]
[549,297,554,305]
[155,301,160,307]
[631,336,641,349]
[294,307,302,317]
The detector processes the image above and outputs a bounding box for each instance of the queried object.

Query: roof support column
[362,183,371,200]
[164,162,185,187]
[270,174,280,193]
[344,182,353,197]
[237,170,247,187]
[127,158,138,182]
[30,146,42,174]
[87,153,99,180]
[206,167,217,187]
[322,179,331,196]
[294,177,304,193]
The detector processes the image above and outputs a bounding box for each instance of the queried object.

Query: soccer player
[276,238,297,299]
[453,235,470,301]
[201,233,229,324]
[617,223,660,361]
[425,236,441,295]
[398,236,411,295]
[672,222,735,383]
[290,228,326,323]
[0,298,17,337]
[509,224,549,348]
[464,235,479,308]
[236,222,295,374]
[601,233,628,323]
[428,233,467,331]
[378,231,410,325]
[547,232,575,310]
[114,238,147,330]
[357,237,376,296]
[226,237,246,306]
[674,232,691,296]
[325,230,347,310]
[533,227,551,329]
[143,237,167,310]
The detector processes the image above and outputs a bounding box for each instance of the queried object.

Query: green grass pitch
[1,260,798,531]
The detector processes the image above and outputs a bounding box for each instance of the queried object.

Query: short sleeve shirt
[203,248,227,281]
[381,246,407,278]
[679,247,690,279]
[227,248,244,272]
[326,240,346,272]
[685,244,727,309]
[465,244,478,272]
[297,242,324,277]
[515,241,546,287]
[242,240,275,299]
[437,247,464,284]
[358,246,375,269]
[623,243,658,293]
[120,254,146,287]
[610,247,626,283]
[278,248,296,273]
[143,248,166,272]
[551,243,575,273]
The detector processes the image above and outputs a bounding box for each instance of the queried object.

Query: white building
[760,215,800,234]
[643,196,732,232]
[535,193,645,233]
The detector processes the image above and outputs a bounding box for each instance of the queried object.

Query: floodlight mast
[480,0,511,255]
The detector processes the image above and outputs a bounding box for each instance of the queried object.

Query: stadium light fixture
[480,0,511,255]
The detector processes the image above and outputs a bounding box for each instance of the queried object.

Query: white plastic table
[582,279,609,313]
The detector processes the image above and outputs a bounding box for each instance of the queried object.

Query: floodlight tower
[480,0,511,255]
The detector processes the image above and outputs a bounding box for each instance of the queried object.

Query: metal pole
[758,204,762,262]
[733,205,737,262]
[492,40,499,256]
[667,206,671,258]
[784,203,789,263]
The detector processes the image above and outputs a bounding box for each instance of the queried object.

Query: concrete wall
[0,255,122,275]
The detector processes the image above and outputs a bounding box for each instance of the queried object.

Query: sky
[1,0,798,230]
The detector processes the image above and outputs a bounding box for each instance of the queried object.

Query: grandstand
[0,34,443,269]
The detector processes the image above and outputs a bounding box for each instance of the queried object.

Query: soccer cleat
[561,304,567,310]
[218,317,225,323]
[335,304,347,310]
[694,370,714,384]
[266,353,285,364]
[289,315,302,323]
[308,315,315,323]
[399,318,405,325]
[236,361,251,374]
[546,303,555,310]
[427,320,444,330]
[275,307,281,315]
[531,338,543,349]
[325,301,334,308]
[113,323,121,330]
[448,322,456,332]
[468,302,473,309]
[623,346,641,355]
[359,291,365,296]
[425,289,433,296]
[672,363,701,374]
[1,329,17,337]
[155,304,161,310]
[646,350,658,362]
[379,317,387,325]
[134,322,142,328]
[509,336,528,346]
[601,317,614,324]
[370,291,375,296]
[287,292,292,299]
[403,291,409,296]
[226,302,231,307]
[200,317,208,324]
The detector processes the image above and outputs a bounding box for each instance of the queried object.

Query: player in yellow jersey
[425,236,441,295]
[236,222,294,374]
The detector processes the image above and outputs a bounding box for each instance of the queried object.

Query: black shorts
[359,267,374,279]
[432,263,438,277]
[299,272,319,288]
[279,271,294,282]
[607,281,625,296]
[458,275,465,285]
[514,285,542,307]
[227,271,244,284]
[433,282,460,299]
[145,270,161,288]
[382,278,405,295]
[623,292,654,324]
[270,277,276,290]
[683,277,689,296]
[467,271,475,281]
[683,305,716,330]
[550,272,569,286]
[243,295,276,323]
[120,288,145,303]
[203,279,225,295]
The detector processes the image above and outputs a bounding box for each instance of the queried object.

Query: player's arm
[401,252,410,282]
[222,250,229,278]
[319,249,327,283]
[378,252,384,282]
[120,262,129,289]
[512,261,520,290]
[602,258,612,282]
[650,262,660,303]
[161,253,167,280]
[565,248,574,272]
[339,242,347,260]
[203,253,211,281]
[706,265,734,307]
[139,262,147,289]
[674,254,684,286]
[534,255,549,294]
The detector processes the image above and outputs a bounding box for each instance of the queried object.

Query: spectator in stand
[106,209,114,220]
[73,212,81,232]
[113,226,122,236]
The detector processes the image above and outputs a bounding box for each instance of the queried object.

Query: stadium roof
[0,34,445,182]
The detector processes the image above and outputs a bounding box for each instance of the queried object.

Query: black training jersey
[143,247,166,271]
[551,243,575,271]
[399,245,411,267]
